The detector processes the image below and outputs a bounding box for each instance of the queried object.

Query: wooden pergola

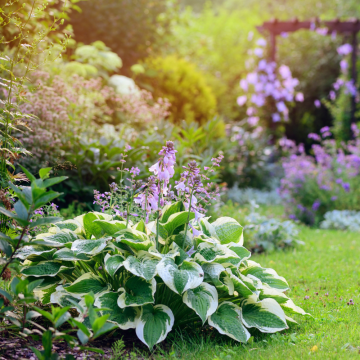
[257,19,360,125]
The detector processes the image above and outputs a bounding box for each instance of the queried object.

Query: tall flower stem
[182,188,195,249]
[155,181,162,251]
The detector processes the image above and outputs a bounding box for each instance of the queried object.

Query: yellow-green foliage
[141,55,217,124]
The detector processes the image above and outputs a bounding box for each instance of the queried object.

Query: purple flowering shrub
[280,125,360,226]
[18,141,308,350]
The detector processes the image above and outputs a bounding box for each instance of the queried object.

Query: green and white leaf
[33,231,78,247]
[183,283,218,323]
[208,302,250,343]
[148,243,180,260]
[65,273,109,295]
[156,258,204,294]
[194,242,241,267]
[242,261,289,291]
[104,254,125,278]
[94,291,138,329]
[52,248,90,261]
[281,299,310,316]
[116,229,154,252]
[226,269,255,298]
[202,262,234,295]
[211,217,243,245]
[135,304,174,350]
[21,261,73,277]
[259,284,289,304]
[14,245,56,261]
[94,220,127,235]
[161,211,195,236]
[199,217,219,240]
[241,297,288,333]
[71,238,110,255]
[227,242,251,263]
[117,277,156,308]
[123,251,160,281]
[55,219,83,235]
[50,285,83,309]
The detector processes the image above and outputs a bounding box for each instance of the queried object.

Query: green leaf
[39,167,52,180]
[259,284,289,304]
[14,245,56,261]
[55,220,83,234]
[18,165,36,182]
[122,251,159,281]
[0,239,12,257]
[34,191,61,209]
[50,287,83,309]
[156,258,204,295]
[21,261,73,277]
[194,242,241,267]
[94,291,138,329]
[241,261,289,291]
[71,238,109,255]
[133,219,146,233]
[135,304,174,350]
[116,228,154,252]
[93,321,117,339]
[183,283,218,323]
[77,329,89,345]
[29,217,62,229]
[160,201,184,223]
[227,242,251,263]
[226,269,255,298]
[0,206,16,219]
[201,263,234,295]
[94,220,127,235]
[162,211,195,236]
[53,248,90,261]
[14,201,28,221]
[42,176,68,188]
[83,213,104,238]
[104,254,125,278]
[280,299,310,316]
[0,288,13,302]
[65,273,108,296]
[208,302,250,343]
[211,217,243,244]
[33,231,78,247]
[117,276,156,308]
[241,297,288,333]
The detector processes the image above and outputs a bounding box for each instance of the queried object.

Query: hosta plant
[15,142,309,350]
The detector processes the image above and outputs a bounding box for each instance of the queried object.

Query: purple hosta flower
[337,43,352,56]
[254,48,263,57]
[258,59,267,71]
[322,131,331,138]
[279,65,291,79]
[256,38,267,47]
[344,80,357,96]
[314,99,321,108]
[189,223,203,238]
[320,184,331,191]
[295,92,304,102]
[186,246,196,257]
[312,200,321,211]
[308,133,321,141]
[340,59,348,72]
[320,126,330,133]
[130,167,140,177]
[247,72,258,84]
[247,116,259,127]
[310,22,316,30]
[246,107,256,116]
[240,79,248,91]
[316,27,328,36]
[149,141,177,184]
[289,214,297,220]
[276,101,287,113]
[351,123,360,137]
[272,113,281,122]
[329,90,336,101]
[342,182,350,192]
[211,153,224,167]
[237,95,247,106]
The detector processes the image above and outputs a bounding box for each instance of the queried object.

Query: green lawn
[154,225,360,359]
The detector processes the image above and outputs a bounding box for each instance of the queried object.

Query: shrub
[280,125,360,226]
[16,142,308,350]
[320,210,360,232]
[139,55,217,124]
[227,186,282,206]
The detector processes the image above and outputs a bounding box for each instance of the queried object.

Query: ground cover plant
[3,142,308,353]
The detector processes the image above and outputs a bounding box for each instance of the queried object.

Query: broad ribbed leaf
[259,285,289,304]
[199,218,219,239]
[14,245,55,261]
[84,213,105,238]
[104,254,125,277]
[183,283,218,323]
[211,217,243,245]
[55,219,83,234]
[94,220,127,235]
[123,251,159,281]
[53,248,90,261]
[194,242,241,267]
[162,211,195,236]
[117,277,156,308]
[281,299,310,316]
[241,297,288,333]
[160,201,184,223]
[21,261,72,277]
[242,261,289,291]
[227,243,251,263]
[65,273,108,295]
[71,238,109,255]
[156,258,204,295]
[94,291,138,329]
[33,231,78,247]
[202,263,234,295]
[116,229,154,252]
[208,302,250,343]
[50,285,83,309]
[226,269,254,298]
[135,304,174,350]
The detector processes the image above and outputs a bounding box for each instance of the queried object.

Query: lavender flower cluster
[279,124,360,225]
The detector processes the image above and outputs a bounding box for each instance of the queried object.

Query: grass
[152,206,360,360]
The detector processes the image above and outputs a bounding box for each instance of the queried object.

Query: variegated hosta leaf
[242,261,289,291]
[241,297,288,333]
[161,211,195,237]
[116,228,154,252]
[21,261,73,277]
[117,277,156,308]
[160,201,184,223]
[259,284,289,304]
[202,263,234,295]
[33,231,78,247]
[194,234,220,247]
[55,219,83,234]
[227,243,251,263]
[208,302,250,343]
[94,291,138,329]
[83,212,106,238]
[168,232,193,249]
[148,243,180,260]
[71,238,110,255]
[65,273,109,296]
[183,283,218,323]
[53,248,90,261]
[136,304,174,350]
[14,245,56,261]
[104,254,125,278]
[199,218,219,240]
[50,285,83,308]
[281,299,310,316]
[156,258,204,294]
[211,217,243,245]
[132,220,146,233]
[123,251,160,281]
[226,269,254,298]
[94,220,127,236]
[194,242,241,267]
